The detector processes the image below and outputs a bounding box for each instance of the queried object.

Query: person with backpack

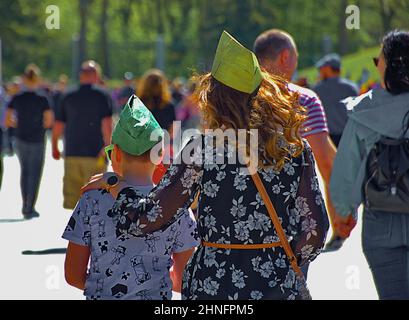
[330,30,409,300]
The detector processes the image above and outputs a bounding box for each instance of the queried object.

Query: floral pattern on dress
[112,135,329,300]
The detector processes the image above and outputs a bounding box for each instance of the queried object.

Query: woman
[83,31,328,300]
[5,64,53,218]
[138,69,176,135]
[330,30,409,300]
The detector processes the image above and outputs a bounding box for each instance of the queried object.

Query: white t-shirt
[62,187,199,300]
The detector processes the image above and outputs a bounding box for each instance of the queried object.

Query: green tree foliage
[1,0,409,82]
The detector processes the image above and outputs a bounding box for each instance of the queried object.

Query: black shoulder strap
[401,110,409,139]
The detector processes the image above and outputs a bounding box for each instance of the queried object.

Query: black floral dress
[113,135,329,300]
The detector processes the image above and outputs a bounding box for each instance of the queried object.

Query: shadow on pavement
[22,248,67,255]
[0,218,26,223]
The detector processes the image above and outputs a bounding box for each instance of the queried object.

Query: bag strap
[249,170,303,277]
[401,110,409,139]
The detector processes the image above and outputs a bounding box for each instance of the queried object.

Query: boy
[62,95,198,300]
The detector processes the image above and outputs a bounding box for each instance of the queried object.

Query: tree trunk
[100,0,110,77]
[379,0,393,34]
[338,0,349,55]
[78,0,90,66]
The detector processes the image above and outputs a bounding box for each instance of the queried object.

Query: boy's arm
[171,248,195,293]
[64,242,90,291]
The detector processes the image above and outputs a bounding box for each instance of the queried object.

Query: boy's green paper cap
[112,95,164,156]
[211,31,264,94]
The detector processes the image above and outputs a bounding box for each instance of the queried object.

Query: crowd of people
[1,27,408,300]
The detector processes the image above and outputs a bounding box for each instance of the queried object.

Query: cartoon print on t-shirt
[111,246,126,265]
[145,234,160,253]
[98,240,109,254]
[65,216,76,232]
[62,189,199,300]
[152,257,160,272]
[105,268,113,278]
[92,199,101,216]
[82,231,91,246]
[111,283,128,299]
[96,279,104,295]
[98,220,106,238]
[130,255,151,285]
[135,289,152,300]
[91,257,101,274]
[121,272,131,281]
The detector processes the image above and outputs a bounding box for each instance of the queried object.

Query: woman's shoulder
[293,139,314,167]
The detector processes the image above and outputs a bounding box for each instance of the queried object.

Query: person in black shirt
[5,64,53,219]
[52,60,113,209]
[52,74,68,118]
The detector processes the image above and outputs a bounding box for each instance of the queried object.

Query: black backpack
[364,112,409,213]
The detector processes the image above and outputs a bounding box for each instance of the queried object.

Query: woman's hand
[80,172,117,195]
[333,214,357,239]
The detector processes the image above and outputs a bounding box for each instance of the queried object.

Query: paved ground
[0,139,378,300]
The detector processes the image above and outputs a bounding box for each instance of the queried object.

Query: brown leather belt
[202,241,281,250]
[200,168,303,277]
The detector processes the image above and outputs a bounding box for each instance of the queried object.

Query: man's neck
[264,65,291,81]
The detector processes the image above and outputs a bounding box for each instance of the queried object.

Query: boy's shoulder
[75,189,115,217]
[80,189,114,204]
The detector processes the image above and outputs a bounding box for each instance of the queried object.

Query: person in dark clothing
[4,77,21,156]
[52,74,69,118]
[5,64,54,218]
[313,54,359,147]
[171,78,186,107]
[331,30,409,300]
[52,60,113,209]
[138,69,176,135]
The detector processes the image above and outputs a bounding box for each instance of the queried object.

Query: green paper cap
[112,95,164,156]
[211,31,264,94]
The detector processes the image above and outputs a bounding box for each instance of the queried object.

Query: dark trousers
[15,138,46,214]
[5,127,14,154]
[362,209,409,300]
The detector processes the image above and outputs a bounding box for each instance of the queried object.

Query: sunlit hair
[24,63,41,83]
[137,69,172,109]
[194,72,306,171]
